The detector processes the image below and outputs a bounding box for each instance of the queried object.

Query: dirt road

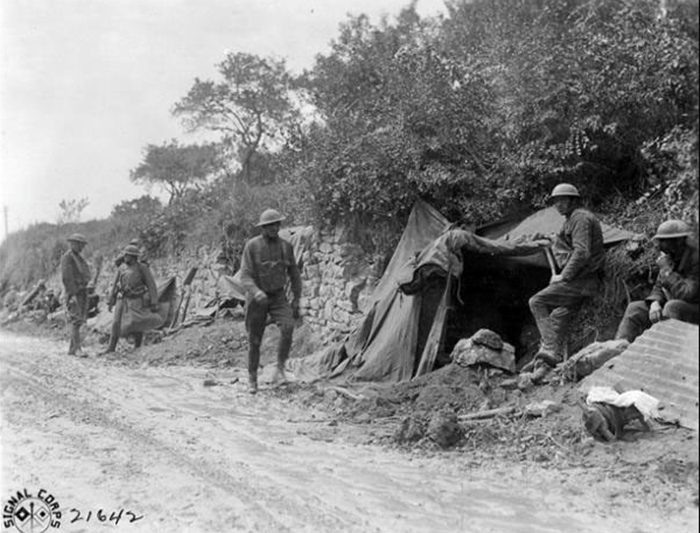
[1,331,697,533]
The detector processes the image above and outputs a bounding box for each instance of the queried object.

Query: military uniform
[105,246,158,352]
[616,235,698,342]
[529,201,605,364]
[239,210,302,392]
[61,234,91,355]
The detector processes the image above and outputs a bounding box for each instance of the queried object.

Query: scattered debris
[524,400,561,418]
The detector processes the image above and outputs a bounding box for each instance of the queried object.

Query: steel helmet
[256,209,285,227]
[67,233,87,244]
[652,219,692,240]
[550,183,581,198]
[122,244,141,257]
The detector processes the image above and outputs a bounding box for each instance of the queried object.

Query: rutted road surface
[0,332,696,533]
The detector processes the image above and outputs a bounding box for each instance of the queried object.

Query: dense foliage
[294,0,698,226]
[1,0,697,306]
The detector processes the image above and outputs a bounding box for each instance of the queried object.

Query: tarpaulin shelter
[292,200,641,383]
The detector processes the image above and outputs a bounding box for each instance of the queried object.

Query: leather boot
[272,325,292,385]
[133,332,144,349]
[69,324,83,356]
[247,372,258,394]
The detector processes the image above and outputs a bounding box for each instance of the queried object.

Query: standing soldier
[528,183,605,368]
[61,233,91,356]
[239,209,302,394]
[103,244,159,353]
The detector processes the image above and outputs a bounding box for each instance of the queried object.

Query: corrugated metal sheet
[579,319,699,430]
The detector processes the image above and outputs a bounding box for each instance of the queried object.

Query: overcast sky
[0,0,447,234]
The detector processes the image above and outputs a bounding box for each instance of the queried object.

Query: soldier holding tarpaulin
[103,244,160,353]
[238,209,302,394]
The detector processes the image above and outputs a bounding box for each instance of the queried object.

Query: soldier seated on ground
[615,219,698,343]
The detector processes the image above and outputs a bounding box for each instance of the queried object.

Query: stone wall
[94,225,384,343]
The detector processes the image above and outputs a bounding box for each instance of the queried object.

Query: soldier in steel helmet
[238,208,302,394]
[103,243,159,353]
[527,183,605,369]
[61,233,92,356]
[615,219,698,342]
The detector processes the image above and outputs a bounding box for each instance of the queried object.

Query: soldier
[238,209,302,394]
[61,233,91,356]
[528,183,605,368]
[615,220,698,342]
[103,244,159,353]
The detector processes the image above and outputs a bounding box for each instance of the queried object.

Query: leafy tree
[293,0,698,225]
[172,52,300,184]
[111,195,163,220]
[130,140,223,204]
[57,198,89,224]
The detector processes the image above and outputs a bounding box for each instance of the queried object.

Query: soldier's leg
[615,301,650,343]
[245,298,269,393]
[133,332,144,348]
[529,281,591,365]
[104,299,124,353]
[662,300,700,324]
[268,292,295,383]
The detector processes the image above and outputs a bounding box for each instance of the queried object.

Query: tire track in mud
[2,332,696,533]
[1,334,371,533]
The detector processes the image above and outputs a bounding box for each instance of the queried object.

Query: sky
[0,0,447,235]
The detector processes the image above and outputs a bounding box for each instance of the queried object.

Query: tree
[57,198,89,224]
[129,140,223,204]
[172,52,300,184]
[111,195,163,221]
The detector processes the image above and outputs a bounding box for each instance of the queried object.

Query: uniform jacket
[112,261,158,304]
[60,250,91,297]
[554,208,605,282]
[239,235,302,300]
[647,238,699,305]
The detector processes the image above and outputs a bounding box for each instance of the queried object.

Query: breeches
[615,299,699,343]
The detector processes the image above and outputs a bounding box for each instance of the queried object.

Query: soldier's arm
[560,215,592,281]
[238,240,263,299]
[657,260,699,302]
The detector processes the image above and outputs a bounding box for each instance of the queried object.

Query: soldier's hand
[151,304,159,313]
[656,252,674,273]
[253,290,268,304]
[549,274,564,284]
[649,301,663,323]
[108,304,114,313]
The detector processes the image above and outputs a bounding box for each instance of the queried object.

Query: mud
[1,319,698,532]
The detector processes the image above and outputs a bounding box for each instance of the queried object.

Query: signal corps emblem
[3,489,61,533]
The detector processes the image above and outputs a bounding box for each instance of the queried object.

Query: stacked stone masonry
[92,224,382,343]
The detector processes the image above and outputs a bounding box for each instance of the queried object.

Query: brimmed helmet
[256,209,285,227]
[550,183,581,198]
[122,244,141,257]
[652,220,692,240]
[67,233,87,244]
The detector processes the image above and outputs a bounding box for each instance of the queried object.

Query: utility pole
[3,205,7,240]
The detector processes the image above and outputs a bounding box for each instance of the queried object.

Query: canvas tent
[292,199,641,384]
